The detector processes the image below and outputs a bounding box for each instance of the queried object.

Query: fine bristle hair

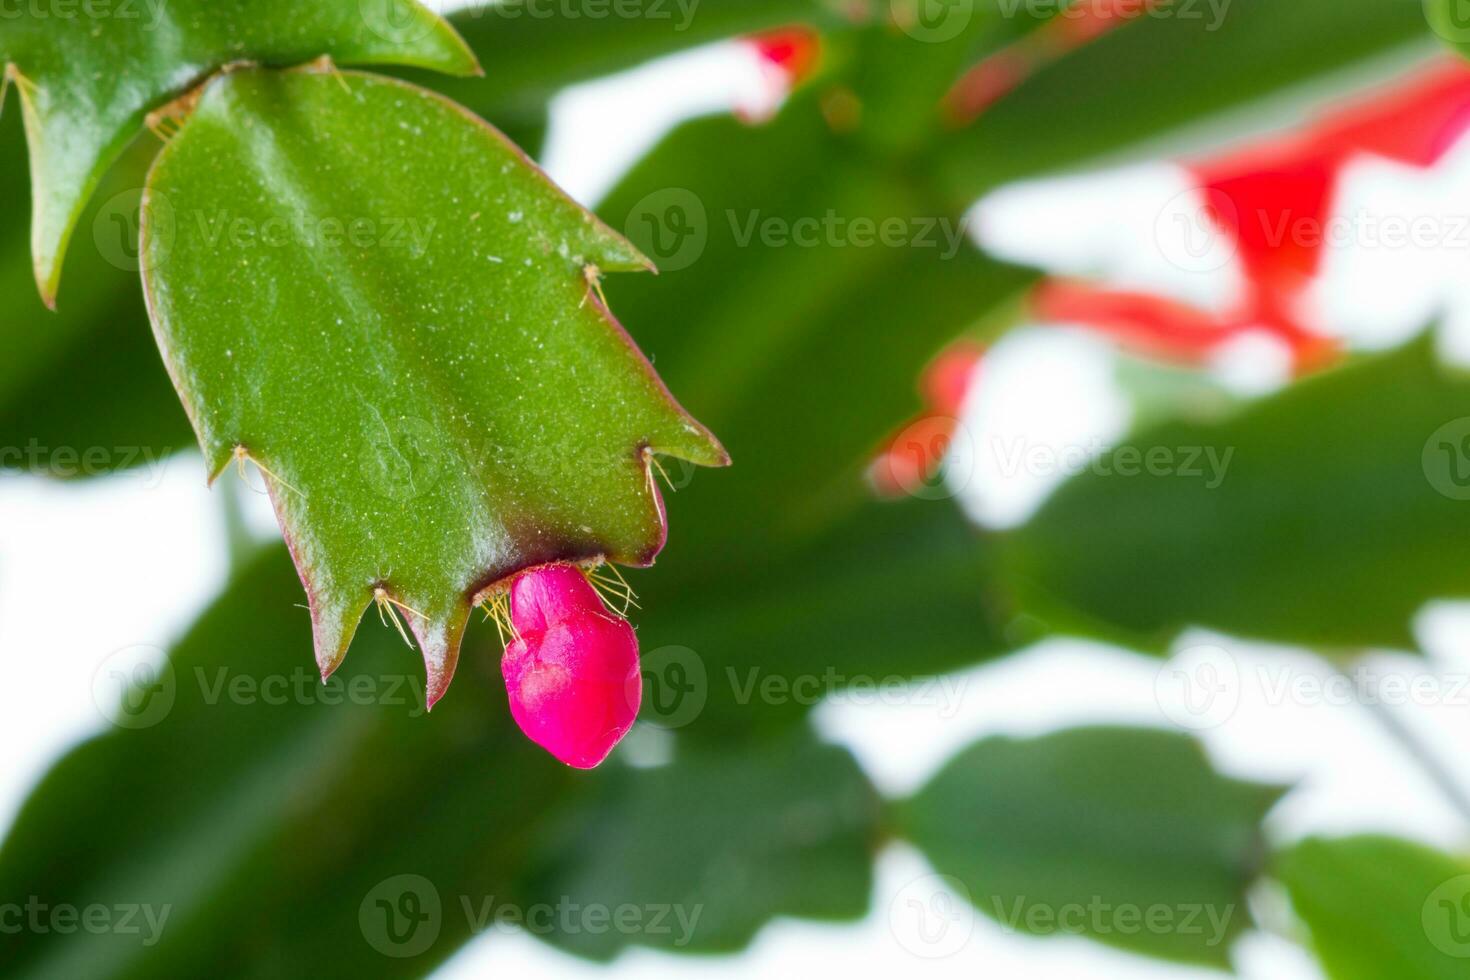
[373,587,424,649]
[479,590,519,648]
[584,561,639,616]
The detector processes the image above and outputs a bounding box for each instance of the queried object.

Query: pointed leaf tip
[407,606,468,712]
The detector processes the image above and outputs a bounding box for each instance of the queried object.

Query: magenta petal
[507,563,603,634]
[501,564,641,768]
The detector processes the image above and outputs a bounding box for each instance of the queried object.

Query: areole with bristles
[476,558,638,640]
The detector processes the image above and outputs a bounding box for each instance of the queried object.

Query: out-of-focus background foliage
[5,0,1470,977]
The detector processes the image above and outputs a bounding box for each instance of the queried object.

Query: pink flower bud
[500,563,641,769]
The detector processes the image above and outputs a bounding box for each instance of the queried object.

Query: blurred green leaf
[143,66,724,702]
[1007,336,1470,653]
[1276,835,1470,980]
[833,3,1042,155]
[933,0,1437,206]
[0,111,192,478]
[518,733,879,958]
[900,726,1283,966]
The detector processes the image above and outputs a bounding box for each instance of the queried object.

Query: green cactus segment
[141,66,726,705]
